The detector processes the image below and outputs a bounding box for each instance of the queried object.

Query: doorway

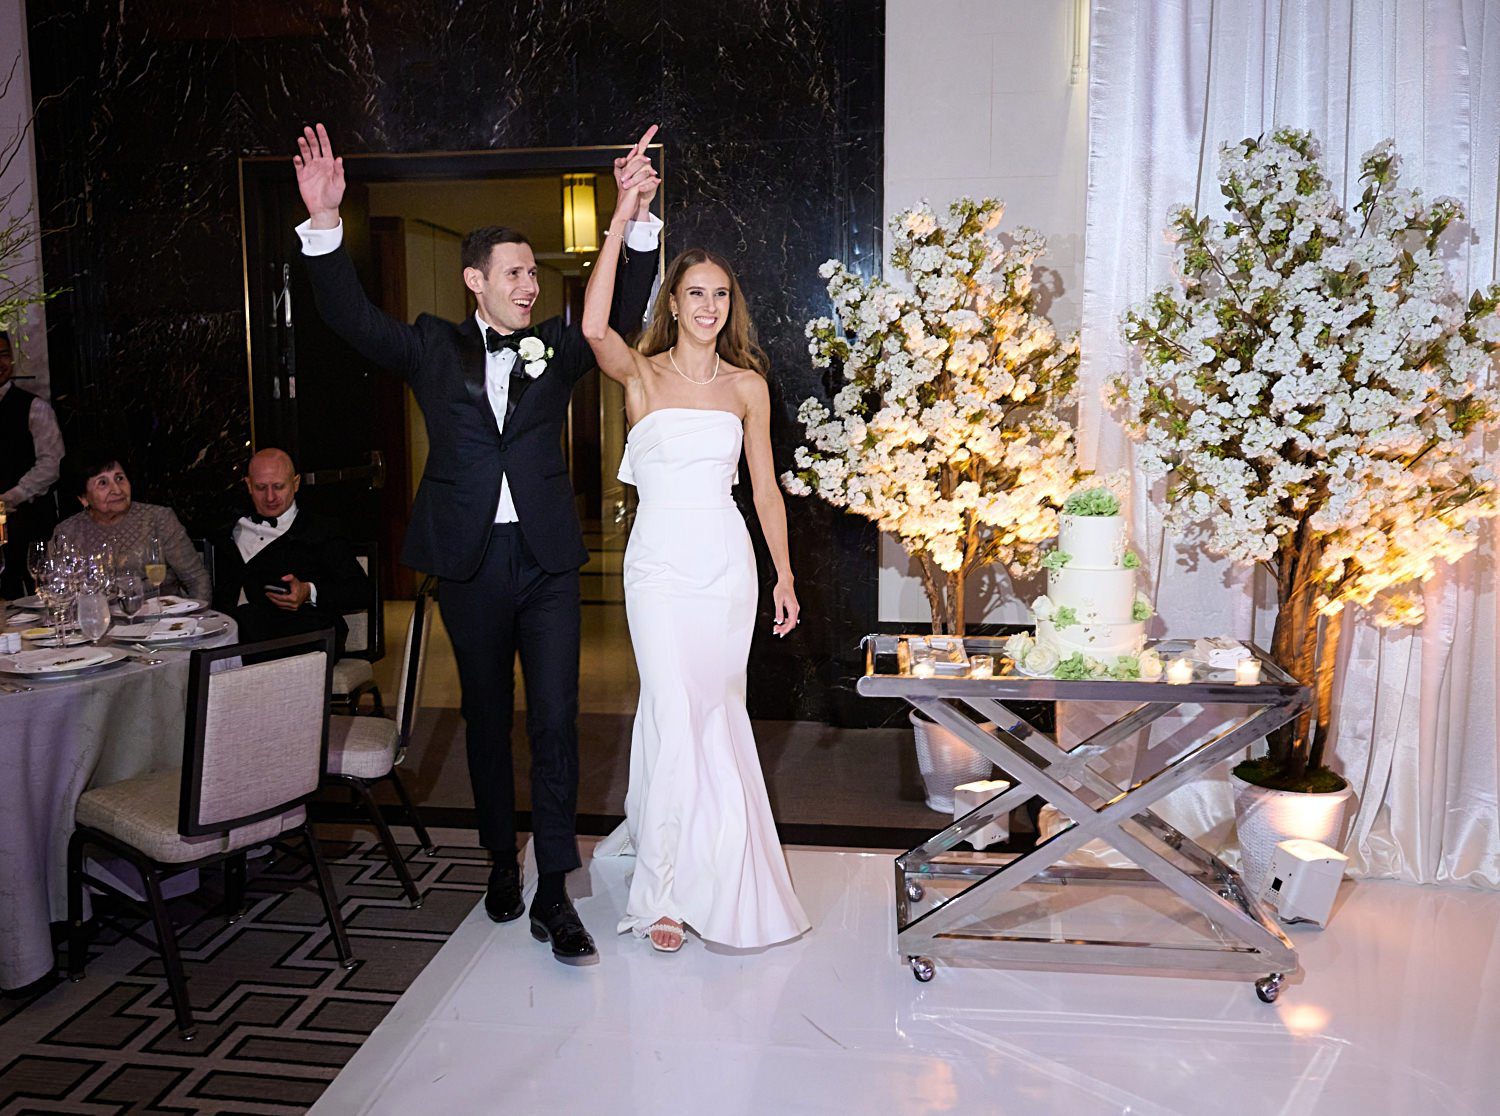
[238,145,660,609]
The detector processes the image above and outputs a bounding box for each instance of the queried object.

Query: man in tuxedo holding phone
[211,448,370,654]
[292,123,661,966]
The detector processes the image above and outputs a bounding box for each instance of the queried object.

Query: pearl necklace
[668,346,720,385]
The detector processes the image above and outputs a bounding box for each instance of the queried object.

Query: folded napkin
[1194,636,1251,669]
[6,611,41,626]
[10,647,114,673]
[147,618,199,641]
[153,596,199,616]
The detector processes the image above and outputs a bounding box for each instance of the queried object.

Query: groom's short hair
[462,226,531,274]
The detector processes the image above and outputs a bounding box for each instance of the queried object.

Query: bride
[583,169,810,954]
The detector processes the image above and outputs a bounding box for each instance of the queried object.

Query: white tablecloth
[0,614,238,989]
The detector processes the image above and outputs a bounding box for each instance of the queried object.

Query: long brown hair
[637,248,769,375]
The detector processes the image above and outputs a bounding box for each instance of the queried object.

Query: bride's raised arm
[741,375,800,637]
[583,126,659,385]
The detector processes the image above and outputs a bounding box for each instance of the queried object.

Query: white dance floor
[313,842,1500,1115]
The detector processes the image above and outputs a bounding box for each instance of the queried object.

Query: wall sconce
[562,173,598,253]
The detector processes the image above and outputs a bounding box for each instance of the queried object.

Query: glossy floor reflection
[313,845,1500,1115]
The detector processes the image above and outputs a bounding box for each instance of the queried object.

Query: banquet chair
[331,542,384,714]
[323,576,438,908]
[66,631,356,1041]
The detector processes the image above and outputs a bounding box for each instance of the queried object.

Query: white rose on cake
[1023,642,1060,675]
[1004,632,1034,660]
[1031,595,1056,621]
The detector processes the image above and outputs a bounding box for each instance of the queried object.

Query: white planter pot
[1231,774,1353,892]
[911,711,994,813]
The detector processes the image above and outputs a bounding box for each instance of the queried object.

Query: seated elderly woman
[51,446,212,600]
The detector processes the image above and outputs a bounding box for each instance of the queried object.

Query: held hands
[293,123,345,229]
[612,124,660,222]
[267,574,312,611]
[772,579,800,638]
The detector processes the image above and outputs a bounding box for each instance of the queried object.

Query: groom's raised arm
[293,124,423,381]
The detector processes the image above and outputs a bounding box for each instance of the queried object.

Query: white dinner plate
[0,647,129,679]
[112,614,230,645]
[111,596,206,619]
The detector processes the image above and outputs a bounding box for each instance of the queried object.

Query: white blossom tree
[784,198,1080,635]
[1114,129,1500,788]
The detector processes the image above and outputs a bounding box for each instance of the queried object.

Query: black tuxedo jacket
[210,508,370,649]
[302,236,657,579]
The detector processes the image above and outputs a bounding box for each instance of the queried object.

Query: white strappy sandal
[646,918,685,953]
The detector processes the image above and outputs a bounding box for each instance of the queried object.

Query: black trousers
[439,524,582,877]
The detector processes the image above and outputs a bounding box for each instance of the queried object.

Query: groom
[293,123,661,965]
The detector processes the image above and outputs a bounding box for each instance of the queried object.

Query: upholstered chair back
[180,632,334,836]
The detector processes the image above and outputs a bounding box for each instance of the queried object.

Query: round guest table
[0,609,238,991]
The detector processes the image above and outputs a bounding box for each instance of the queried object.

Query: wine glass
[77,589,111,644]
[143,536,167,597]
[117,572,146,620]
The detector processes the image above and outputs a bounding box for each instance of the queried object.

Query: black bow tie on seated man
[248,512,278,528]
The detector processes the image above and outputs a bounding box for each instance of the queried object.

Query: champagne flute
[26,540,46,594]
[144,536,167,599]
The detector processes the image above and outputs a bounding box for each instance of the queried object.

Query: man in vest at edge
[291,123,662,966]
[0,329,64,598]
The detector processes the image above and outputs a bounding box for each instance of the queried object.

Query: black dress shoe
[485,865,524,923]
[529,897,599,966]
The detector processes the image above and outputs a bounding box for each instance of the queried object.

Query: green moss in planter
[1233,756,1348,794]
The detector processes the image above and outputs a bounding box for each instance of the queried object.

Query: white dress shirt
[0,380,65,508]
[296,212,663,524]
[232,501,317,605]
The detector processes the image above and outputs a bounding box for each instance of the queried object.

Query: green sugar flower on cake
[1054,652,1093,679]
[1062,487,1120,517]
[1122,550,1141,570]
[1053,605,1078,628]
[1108,654,1141,680]
[1131,593,1153,622]
[1041,550,1072,571]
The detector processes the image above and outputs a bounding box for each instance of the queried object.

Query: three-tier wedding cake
[1019,485,1155,674]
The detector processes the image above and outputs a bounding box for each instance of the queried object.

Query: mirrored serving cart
[859,635,1311,1002]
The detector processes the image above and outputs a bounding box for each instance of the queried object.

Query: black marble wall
[27,0,885,722]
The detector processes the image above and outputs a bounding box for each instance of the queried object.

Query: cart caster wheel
[1255,973,1283,1003]
[906,881,925,903]
[910,956,936,983]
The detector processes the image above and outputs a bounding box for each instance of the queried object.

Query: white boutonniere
[518,335,553,377]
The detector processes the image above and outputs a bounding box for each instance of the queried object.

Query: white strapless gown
[594,408,810,949]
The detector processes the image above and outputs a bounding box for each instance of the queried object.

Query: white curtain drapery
[1082,0,1500,886]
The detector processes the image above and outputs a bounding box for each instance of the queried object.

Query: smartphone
[264,583,292,595]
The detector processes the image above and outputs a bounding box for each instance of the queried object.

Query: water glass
[78,590,111,643]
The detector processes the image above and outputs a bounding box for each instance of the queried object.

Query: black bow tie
[249,513,278,528]
[484,326,535,354]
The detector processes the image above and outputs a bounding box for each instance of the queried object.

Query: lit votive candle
[1166,658,1194,685]
[969,655,994,679]
[1235,657,1263,685]
[911,660,937,679]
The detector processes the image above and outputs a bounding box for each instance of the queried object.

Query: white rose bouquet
[784,198,1081,635]
[1113,129,1500,790]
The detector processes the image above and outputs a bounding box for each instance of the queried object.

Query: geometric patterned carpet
[0,830,481,1115]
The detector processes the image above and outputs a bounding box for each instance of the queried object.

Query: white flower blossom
[1113,130,1500,627]
[784,198,1081,631]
